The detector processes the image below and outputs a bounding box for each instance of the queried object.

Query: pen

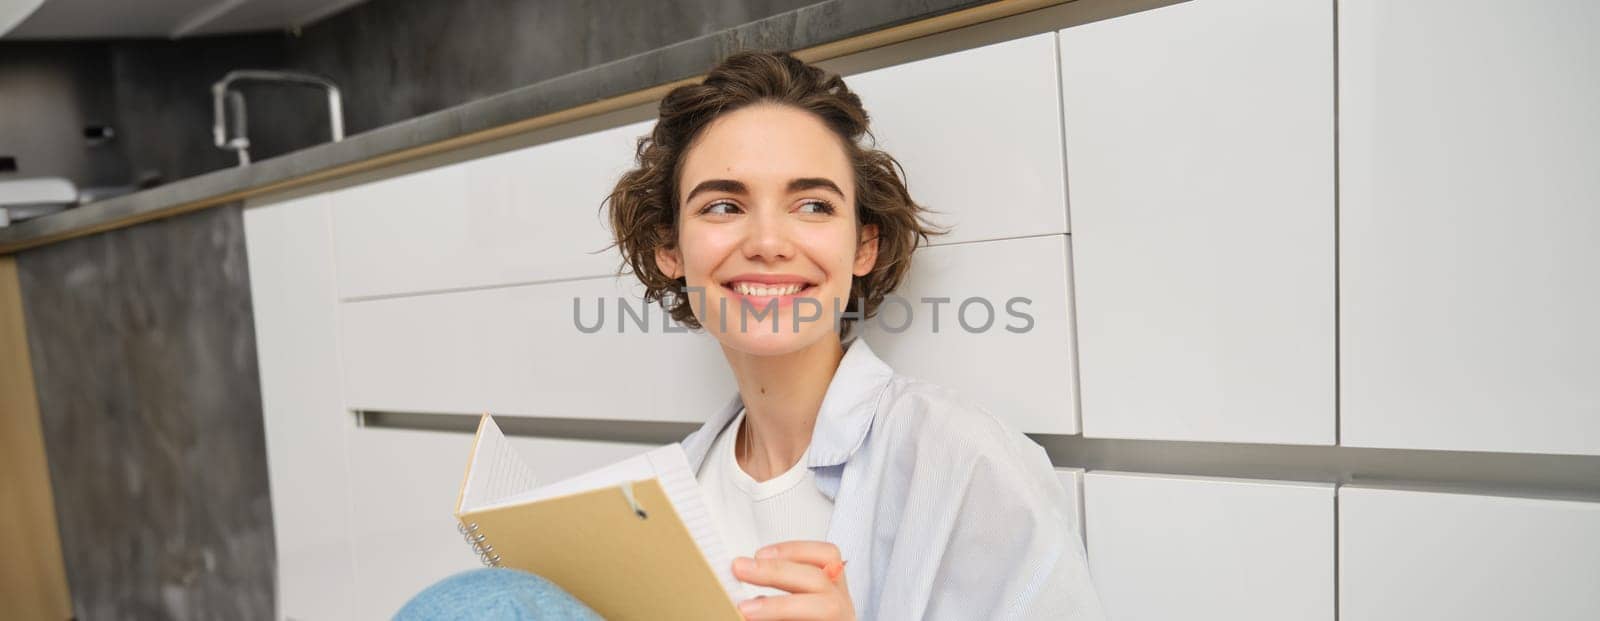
[824,559,847,583]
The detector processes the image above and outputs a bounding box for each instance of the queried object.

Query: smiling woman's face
[656,103,878,357]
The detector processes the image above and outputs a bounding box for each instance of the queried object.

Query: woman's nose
[742,207,794,261]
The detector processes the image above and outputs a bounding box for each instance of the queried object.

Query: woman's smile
[721,274,821,309]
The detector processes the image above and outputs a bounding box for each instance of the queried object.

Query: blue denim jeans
[394,568,603,620]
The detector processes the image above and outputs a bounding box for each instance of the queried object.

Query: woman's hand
[732,541,855,620]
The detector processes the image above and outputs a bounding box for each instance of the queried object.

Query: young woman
[605,50,1104,620]
[399,50,1103,620]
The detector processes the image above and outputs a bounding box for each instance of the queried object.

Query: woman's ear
[854,224,880,277]
[655,244,683,279]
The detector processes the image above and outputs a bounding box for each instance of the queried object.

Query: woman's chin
[707,318,832,357]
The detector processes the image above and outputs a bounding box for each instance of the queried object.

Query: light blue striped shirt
[682,338,1106,620]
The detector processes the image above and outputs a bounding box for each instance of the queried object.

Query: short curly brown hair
[605,49,942,335]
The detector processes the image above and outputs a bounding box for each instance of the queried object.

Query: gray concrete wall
[0,0,820,190]
[16,203,274,620]
[0,43,130,187]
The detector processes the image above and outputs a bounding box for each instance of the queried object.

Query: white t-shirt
[696,408,834,597]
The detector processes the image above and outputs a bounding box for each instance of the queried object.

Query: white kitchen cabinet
[244,191,666,620]
[242,195,357,621]
[1338,0,1600,455]
[346,426,653,620]
[338,275,734,423]
[1339,486,1600,620]
[860,234,1080,434]
[847,32,1067,243]
[1083,471,1335,621]
[1054,467,1085,542]
[346,427,478,620]
[341,237,1074,434]
[1059,0,1335,444]
[332,120,652,301]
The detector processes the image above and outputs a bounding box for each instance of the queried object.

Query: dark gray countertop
[0,0,1025,253]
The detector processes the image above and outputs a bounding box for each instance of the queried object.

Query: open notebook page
[459,415,540,514]
[462,420,745,601]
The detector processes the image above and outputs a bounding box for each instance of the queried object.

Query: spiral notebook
[453,415,746,620]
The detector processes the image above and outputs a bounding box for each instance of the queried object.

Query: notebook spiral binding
[457,521,503,567]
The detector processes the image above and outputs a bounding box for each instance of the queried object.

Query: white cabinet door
[339,276,734,423]
[242,195,357,621]
[1054,467,1085,542]
[346,427,479,620]
[1339,0,1600,455]
[347,426,652,620]
[1339,486,1600,620]
[848,32,1067,243]
[861,234,1079,434]
[332,120,652,300]
[1059,0,1335,445]
[1084,471,1335,621]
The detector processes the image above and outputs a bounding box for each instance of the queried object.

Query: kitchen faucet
[212,70,344,166]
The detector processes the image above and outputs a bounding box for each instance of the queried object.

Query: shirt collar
[681,337,894,472]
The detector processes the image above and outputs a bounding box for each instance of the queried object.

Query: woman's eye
[797,200,836,215]
[700,201,741,215]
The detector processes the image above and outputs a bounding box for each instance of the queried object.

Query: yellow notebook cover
[454,415,743,620]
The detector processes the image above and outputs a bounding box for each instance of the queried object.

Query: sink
[0,176,78,227]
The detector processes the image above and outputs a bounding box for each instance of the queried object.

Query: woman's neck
[720,335,846,482]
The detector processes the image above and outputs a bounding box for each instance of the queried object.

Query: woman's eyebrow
[787,177,844,198]
[683,177,844,203]
[684,179,746,203]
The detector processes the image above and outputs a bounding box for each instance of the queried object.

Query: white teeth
[732,282,805,296]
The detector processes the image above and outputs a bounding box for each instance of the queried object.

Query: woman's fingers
[738,593,849,620]
[733,541,855,619]
[755,540,842,568]
[732,556,833,594]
